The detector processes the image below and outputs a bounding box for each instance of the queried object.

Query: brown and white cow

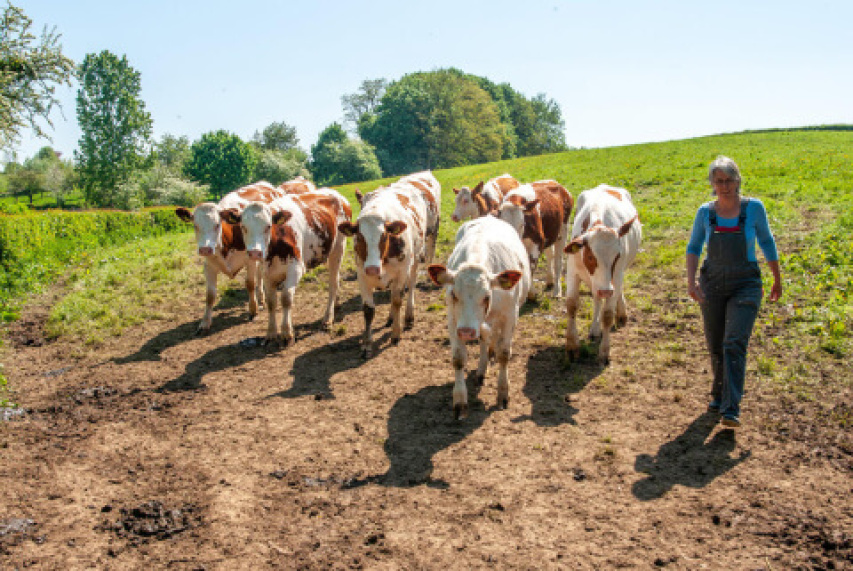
[175,181,286,332]
[279,176,317,195]
[564,184,641,364]
[451,173,519,222]
[497,180,574,298]
[224,189,352,345]
[428,216,531,419]
[338,172,440,357]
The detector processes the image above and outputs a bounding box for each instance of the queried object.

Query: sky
[10,0,853,162]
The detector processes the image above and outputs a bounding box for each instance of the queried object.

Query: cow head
[451,181,486,222]
[498,196,543,264]
[229,202,279,261]
[428,263,522,341]
[176,203,237,257]
[339,215,407,277]
[565,215,637,298]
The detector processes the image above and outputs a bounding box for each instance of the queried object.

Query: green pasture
[2,129,851,407]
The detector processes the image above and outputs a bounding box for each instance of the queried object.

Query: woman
[686,156,782,428]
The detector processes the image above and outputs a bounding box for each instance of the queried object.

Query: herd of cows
[175,172,642,418]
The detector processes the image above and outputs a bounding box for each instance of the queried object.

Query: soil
[1,267,851,570]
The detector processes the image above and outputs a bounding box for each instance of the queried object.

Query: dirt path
[1,269,850,570]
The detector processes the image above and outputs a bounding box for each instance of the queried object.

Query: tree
[360,70,505,175]
[183,130,256,199]
[310,123,381,185]
[254,148,309,185]
[75,51,153,208]
[154,133,191,174]
[341,78,387,133]
[0,3,75,150]
[251,120,299,152]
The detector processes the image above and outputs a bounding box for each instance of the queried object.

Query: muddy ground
[1,264,851,570]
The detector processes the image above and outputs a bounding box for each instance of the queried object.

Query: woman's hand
[688,281,705,303]
[768,279,782,302]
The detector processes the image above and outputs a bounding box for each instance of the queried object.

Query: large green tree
[341,78,387,133]
[0,3,75,150]
[75,50,153,208]
[310,122,381,185]
[183,130,256,199]
[360,69,505,175]
[251,120,299,152]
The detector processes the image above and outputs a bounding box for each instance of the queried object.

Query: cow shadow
[511,345,603,427]
[344,378,489,489]
[266,335,364,399]
[156,337,270,392]
[632,411,752,501]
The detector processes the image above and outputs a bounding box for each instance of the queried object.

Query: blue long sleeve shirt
[686,198,779,262]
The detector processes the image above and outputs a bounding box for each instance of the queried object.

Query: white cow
[339,172,440,357]
[564,184,641,364]
[224,189,352,345]
[175,181,285,332]
[428,216,531,419]
[451,173,519,222]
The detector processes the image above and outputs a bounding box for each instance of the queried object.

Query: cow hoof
[385,317,394,328]
[474,374,485,386]
[588,332,602,342]
[282,337,294,347]
[498,397,509,410]
[598,355,610,365]
[361,346,373,359]
[453,403,468,420]
[617,316,628,327]
[391,337,400,346]
[404,318,414,331]
[566,348,580,362]
[248,313,257,322]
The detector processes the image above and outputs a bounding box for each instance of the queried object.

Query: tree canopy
[75,50,153,208]
[251,120,299,152]
[0,3,75,150]
[183,130,256,198]
[310,122,381,186]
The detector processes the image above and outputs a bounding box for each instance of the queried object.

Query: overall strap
[737,197,749,228]
[708,203,717,227]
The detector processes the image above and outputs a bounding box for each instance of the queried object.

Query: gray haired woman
[685,156,782,428]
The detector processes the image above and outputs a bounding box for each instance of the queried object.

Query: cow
[427,216,531,419]
[451,173,519,222]
[497,180,574,298]
[563,184,641,365]
[223,188,352,345]
[175,181,285,333]
[338,172,441,358]
[279,176,317,195]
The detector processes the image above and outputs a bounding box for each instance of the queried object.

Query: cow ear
[354,189,363,204]
[385,221,407,236]
[338,221,358,237]
[427,264,453,286]
[493,270,523,290]
[175,207,193,223]
[220,208,241,224]
[453,187,460,195]
[523,199,540,213]
[272,210,293,225]
[565,236,586,254]
[618,215,638,237]
[471,181,485,195]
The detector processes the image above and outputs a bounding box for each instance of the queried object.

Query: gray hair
[708,155,742,194]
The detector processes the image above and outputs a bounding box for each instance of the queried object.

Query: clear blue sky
[11,0,853,162]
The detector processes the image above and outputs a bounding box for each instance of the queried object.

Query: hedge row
[0,208,189,321]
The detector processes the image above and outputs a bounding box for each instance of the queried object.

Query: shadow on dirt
[267,335,364,399]
[512,345,604,427]
[632,411,752,501]
[156,339,269,393]
[112,315,245,365]
[344,379,489,489]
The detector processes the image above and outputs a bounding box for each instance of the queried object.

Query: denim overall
[699,199,762,421]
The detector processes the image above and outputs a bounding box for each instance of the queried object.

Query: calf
[564,184,641,364]
[428,216,531,419]
[224,189,352,345]
[175,181,284,332]
[451,173,519,222]
[279,176,316,195]
[497,180,574,297]
[339,172,439,357]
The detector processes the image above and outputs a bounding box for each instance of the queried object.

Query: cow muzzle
[456,327,478,341]
[596,289,614,299]
[198,247,214,257]
[451,214,460,223]
[247,250,263,261]
[365,265,381,277]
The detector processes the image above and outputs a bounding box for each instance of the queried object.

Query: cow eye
[451,291,458,303]
[215,223,220,230]
[266,224,271,232]
[483,295,491,309]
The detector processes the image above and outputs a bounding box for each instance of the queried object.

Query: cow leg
[360,280,377,359]
[450,322,469,419]
[475,324,492,384]
[404,262,418,330]
[245,258,259,320]
[598,299,616,365]
[389,283,404,345]
[565,273,581,360]
[322,236,345,328]
[589,295,604,341]
[278,266,301,346]
[614,274,628,327]
[264,274,280,343]
[198,260,219,333]
[495,335,512,410]
[551,224,568,298]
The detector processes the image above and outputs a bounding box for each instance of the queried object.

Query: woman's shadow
[632,411,751,501]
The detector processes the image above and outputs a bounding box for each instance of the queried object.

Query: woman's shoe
[720,416,741,428]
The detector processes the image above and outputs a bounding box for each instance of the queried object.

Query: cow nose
[451,214,459,222]
[248,250,263,260]
[198,247,214,256]
[365,265,380,277]
[597,289,614,299]
[457,327,478,341]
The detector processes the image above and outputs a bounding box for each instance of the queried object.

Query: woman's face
[711,169,739,197]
